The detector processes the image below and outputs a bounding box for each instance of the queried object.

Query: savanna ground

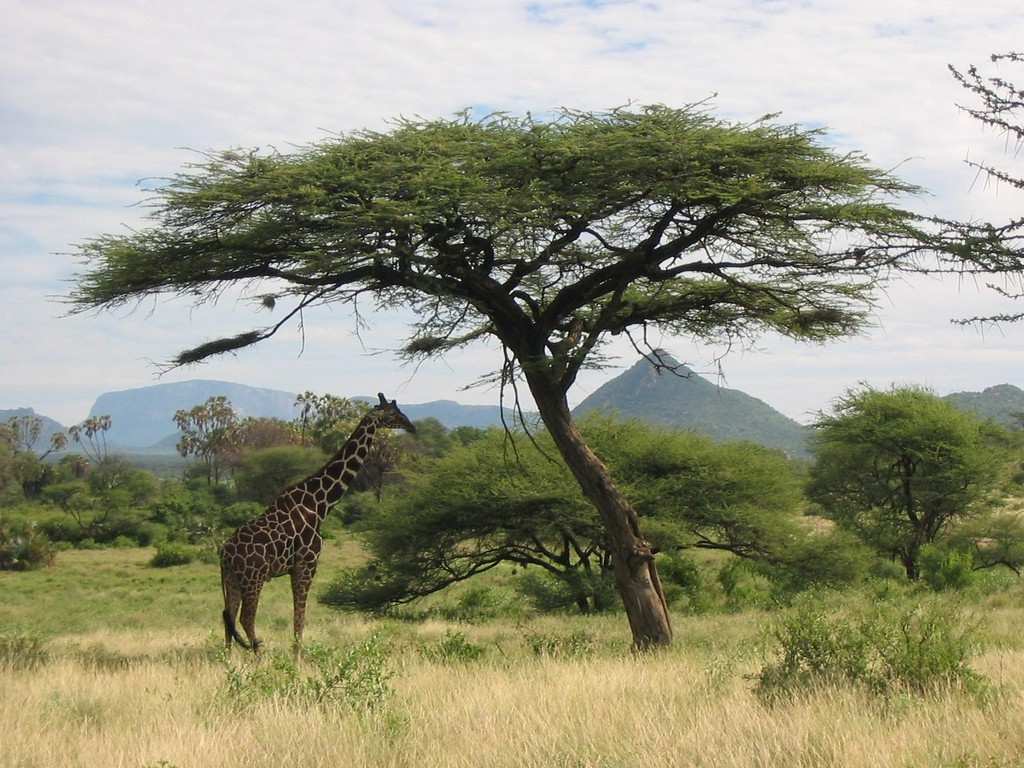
[5,544,1024,768]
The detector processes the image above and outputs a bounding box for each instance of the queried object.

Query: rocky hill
[573,355,811,457]
[944,384,1024,428]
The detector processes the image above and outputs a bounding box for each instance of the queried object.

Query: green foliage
[295,392,369,454]
[233,445,326,505]
[421,631,487,664]
[0,518,55,571]
[220,635,392,711]
[149,543,194,568]
[808,386,1002,580]
[920,545,977,591]
[515,569,617,614]
[718,560,774,611]
[326,416,817,613]
[658,554,714,614]
[437,585,512,622]
[0,633,49,670]
[756,594,985,701]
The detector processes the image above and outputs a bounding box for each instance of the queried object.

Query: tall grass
[6,549,1024,767]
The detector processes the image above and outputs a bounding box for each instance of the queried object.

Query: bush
[515,569,616,614]
[421,631,487,664]
[437,585,509,622]
[220,634,392,711]
[149,543,195,568]
[0,633,49,670]
[111,535,136,549]
[0,520,56,571]
[718,559,774,611]
[659,554,713,614]
[524,629,596,659]
[920,546,976,591]
[756,594,984,702]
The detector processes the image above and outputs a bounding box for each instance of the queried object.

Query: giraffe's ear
[377,392,387,406]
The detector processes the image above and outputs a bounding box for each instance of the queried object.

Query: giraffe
[219,393,416,653]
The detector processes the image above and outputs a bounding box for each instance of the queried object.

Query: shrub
[920,546,976,591]
[111,535,136,549]
[524,629,596,659]
[149,543,194,568]
[718,559,774,611]
[0,520,56,571]
[220,634,392,711]
[437,585,509,622]
[421,631,487,664]
[659,554,713,614]
[756,595,984,701]
[515,569,616,614]
[0,633,49,670]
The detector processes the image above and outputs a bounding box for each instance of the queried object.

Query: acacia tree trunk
[525,373,673,648]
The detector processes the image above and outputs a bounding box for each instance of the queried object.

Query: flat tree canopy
[70,104,938,647]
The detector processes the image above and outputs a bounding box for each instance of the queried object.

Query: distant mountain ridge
[85,380,529,450]
[90,380,298,448]
[573,355,811,457]
[944,383,1024,428]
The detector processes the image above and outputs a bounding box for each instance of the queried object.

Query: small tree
[173,397,240,484]
[324,418,827,614]
[67,415,112,464]
[71,106,944,647]
[807,386,1000,580]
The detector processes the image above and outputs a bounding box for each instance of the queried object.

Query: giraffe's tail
[220,558,251,651]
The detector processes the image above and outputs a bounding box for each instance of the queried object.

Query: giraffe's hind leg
[223,580,242,650]
[239,585,264,654]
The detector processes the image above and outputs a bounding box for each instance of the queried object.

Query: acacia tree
[807,386,1000,580]
[942,52,1024,323]
[71,105,938,647]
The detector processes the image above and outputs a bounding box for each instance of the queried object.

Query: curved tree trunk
[525,373,673,649]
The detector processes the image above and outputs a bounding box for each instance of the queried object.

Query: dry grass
[6,549,1024,767]
[5,631,1024,768]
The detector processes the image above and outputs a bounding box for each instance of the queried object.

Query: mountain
[944,384,1024,428]
[573,355,811,457]
[0,408,67,452]
[89,380,298,448]
[87,380,531,450]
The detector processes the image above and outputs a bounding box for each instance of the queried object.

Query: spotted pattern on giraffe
[219,394,416,653]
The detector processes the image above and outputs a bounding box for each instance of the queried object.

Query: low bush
[0,519,56,571]
[756,594,985,702]
[437,585,510,622]
[149,543,195,568]
[421,631,487,664]
[524,629,596,659]
[0,633,49,670]
[920,546,976,591]
[220,634,393,711]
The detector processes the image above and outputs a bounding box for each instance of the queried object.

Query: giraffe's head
[372,393,417,434]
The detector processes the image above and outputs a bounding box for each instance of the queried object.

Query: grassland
[5,546,1024,768]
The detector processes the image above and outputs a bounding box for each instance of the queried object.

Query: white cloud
[1,0,1022,425]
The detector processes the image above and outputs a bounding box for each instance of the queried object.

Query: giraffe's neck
[308,414,378,513]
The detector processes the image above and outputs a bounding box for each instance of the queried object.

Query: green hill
[573,355,810,457]
[944,384,1024,429]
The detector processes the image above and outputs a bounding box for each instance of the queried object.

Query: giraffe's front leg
[290,561,318,657]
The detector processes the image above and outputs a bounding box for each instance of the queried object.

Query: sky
[2,0,1023,426]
